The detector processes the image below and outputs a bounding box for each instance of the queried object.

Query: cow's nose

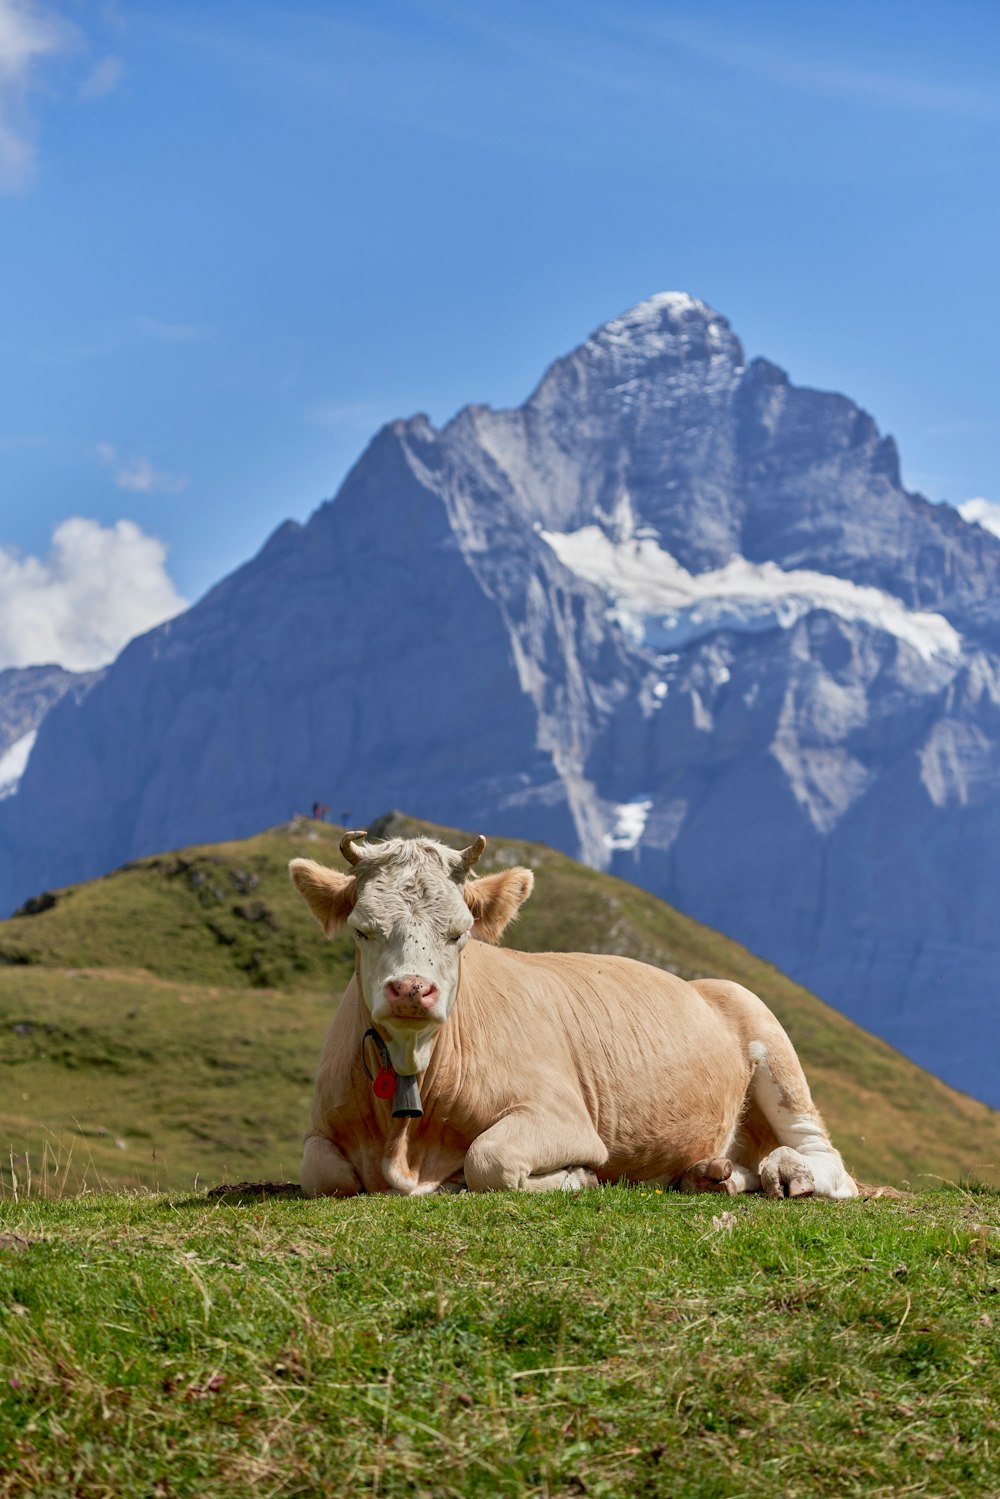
[384,975,439,1014]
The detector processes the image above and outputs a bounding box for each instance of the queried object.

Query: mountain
[0,665,98,800]
[2,813,998,1191]
[2,293,999,1104]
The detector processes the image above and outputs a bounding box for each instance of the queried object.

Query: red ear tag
[372,1066,395,1099]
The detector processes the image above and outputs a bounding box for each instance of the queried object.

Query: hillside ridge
[1,814,997,1193]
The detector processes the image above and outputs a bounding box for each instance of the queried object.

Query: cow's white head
[289,831,533,1074]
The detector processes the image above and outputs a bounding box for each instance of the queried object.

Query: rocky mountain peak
[527,291,744,417]
[590,290,740,359]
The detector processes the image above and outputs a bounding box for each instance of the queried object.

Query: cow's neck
[348,953,498,1177]
[352,953,445,1079]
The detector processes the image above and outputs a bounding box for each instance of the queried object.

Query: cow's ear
[289,859,357,936]
[464,868,534,943]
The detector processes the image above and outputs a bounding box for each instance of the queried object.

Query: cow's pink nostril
[384,976,439,1012]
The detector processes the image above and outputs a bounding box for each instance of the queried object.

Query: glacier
[541,527,963,663]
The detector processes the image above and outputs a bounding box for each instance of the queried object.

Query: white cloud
[0,517,187,671]
[96,442,189,495]
[618,15,999,121]
[0,0,76,191]
[958,498,1000,540]
[78,53,121,101]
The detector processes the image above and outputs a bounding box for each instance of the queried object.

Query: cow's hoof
[437,1175,468,1193]
[560,1167,600,1191]
[677,1157,737,1194]
[760,1147,815,1200]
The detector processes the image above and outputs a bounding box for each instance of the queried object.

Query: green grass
[1,812,998,1194]
[1,1185,997,1497]
[0,967,323,1189]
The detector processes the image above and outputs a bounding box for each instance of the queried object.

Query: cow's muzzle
[383,975,439,1019]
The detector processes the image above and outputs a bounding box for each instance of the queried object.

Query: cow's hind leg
[677,1157,738,1194]
[746,1039,857,1200]
[691,980,857,1202]
[676,1153,762,1197]
[685,1114,824,1200]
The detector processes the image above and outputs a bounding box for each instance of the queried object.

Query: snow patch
[615,291,703,322]
[541,527,962,664]
[604,798,653,851]
[0,730,37,800]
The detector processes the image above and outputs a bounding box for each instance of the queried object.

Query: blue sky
[1,0,999,666]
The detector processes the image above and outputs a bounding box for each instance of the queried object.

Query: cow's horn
[460,834,487,871]
[340,830,368,866]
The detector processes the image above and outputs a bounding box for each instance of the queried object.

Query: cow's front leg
[520,1166,601,1192]
[464,1110,607,1192]
[301,1132,362,1198]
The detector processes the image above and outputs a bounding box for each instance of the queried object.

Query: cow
[289,831,858,1201]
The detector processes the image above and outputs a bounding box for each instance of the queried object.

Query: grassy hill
[1,812,998,1193]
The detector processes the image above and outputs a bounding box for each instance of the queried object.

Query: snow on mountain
[604,799,654,851]
[0,731,37,800]
[542,525,963,663]
[0,665,98,793]
[2,292,1000,1105]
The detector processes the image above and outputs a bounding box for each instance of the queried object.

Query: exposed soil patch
[0,1233,34,1253]
[207,1180,302,1200]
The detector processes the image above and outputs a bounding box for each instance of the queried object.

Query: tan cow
[289,831,857,1200]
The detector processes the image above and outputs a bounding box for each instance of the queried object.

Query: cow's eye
[354,929,372,942]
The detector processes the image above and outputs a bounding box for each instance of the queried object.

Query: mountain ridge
[3,292,999,1105]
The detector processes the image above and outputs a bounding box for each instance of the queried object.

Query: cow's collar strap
[361,1027,423,1119]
